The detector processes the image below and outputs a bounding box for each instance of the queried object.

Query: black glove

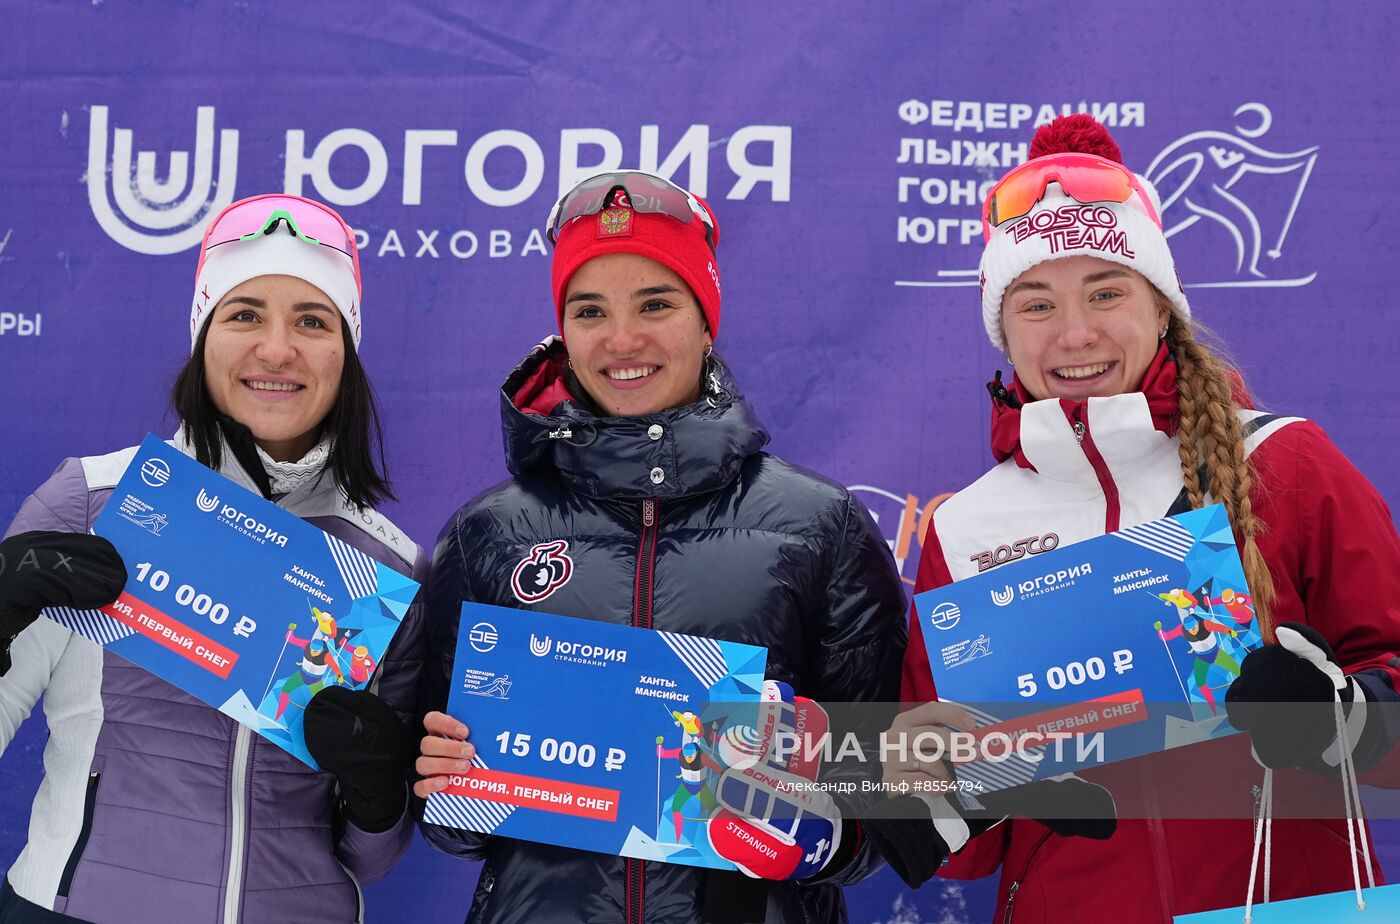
[1225,621,1378,772]
[864,775,1116,888]
[976,774,1118,840]
[863,794,965,888]
[304,686,415,833]
[0,531,128,675]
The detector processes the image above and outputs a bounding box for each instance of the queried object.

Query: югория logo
[87,106,239,255]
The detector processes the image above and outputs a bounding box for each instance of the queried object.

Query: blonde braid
[1166,311,1276,641]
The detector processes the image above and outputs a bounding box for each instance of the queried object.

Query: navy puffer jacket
[420,339,906,924]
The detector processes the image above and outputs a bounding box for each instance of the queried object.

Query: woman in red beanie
[891,116,1400,921]
[412,171,908,923]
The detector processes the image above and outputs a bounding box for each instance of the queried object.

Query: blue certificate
[40,434,419,768]
[915,505,1263,791]
[423,602,767,869]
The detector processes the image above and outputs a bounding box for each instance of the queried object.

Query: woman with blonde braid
[891,115,1400,922]
[1169,315,1276,622]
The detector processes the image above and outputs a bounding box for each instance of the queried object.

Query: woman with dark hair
[0,194,425,923]
[412,171,907,923]
[894,116,1400,921]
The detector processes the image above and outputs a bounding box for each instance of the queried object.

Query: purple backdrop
[2,3,1397,921]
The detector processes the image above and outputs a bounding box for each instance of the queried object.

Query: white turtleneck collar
[173,427,333,498]
[255,435,334,495]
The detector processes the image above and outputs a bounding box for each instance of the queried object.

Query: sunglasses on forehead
[196,194,361,288]
[547,170,716,250]
[982,153,1162,242]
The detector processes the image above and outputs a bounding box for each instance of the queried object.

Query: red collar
[988,341,1181,469]
[513,351,577,417]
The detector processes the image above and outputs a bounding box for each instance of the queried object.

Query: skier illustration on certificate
[655,710,719,848]
[1154,587,1244,714]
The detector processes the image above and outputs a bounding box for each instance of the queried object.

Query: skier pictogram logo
[1145,103,1319,288]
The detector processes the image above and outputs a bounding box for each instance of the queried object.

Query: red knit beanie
[550,195,722,337]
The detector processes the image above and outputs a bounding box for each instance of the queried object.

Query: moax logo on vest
[972,533,1059,572]
[87,106,240,256]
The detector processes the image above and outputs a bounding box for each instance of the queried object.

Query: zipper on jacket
[625,857,646,924]
[1004,882,1019,923]
[223,724,253,924]
[1002,828,1052,924]
[1066,406,1121,533]
[56,772,101,898]
[633,499,659,631]
[626,498,660,924]
[336,860,366,924]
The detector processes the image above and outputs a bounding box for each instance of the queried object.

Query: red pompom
[1029,114,1123,163]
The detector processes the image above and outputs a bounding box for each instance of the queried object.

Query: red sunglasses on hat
[981,153,1162,242]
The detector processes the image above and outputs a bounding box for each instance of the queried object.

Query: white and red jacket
[902,378,1400,923]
